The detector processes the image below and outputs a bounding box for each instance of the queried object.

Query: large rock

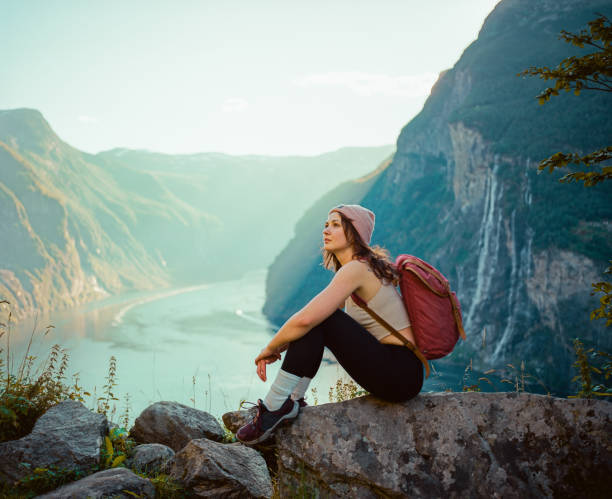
[38,467,155,498]
[222,406,257,434]
[275,393,612,498]
[169,438,272,498]
[126,443,175,474]
[0,400,108,484]
[130,401,225,451]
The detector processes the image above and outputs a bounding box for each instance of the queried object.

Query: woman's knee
[290,323,324,349]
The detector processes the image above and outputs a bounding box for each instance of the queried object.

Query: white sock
[263,369,301,411]
[290,377,312,401]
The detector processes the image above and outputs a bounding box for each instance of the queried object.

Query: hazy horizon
[2,0,500,156]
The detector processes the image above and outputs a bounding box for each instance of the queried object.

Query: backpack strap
[449,293,466,340]
[351,293,430,378]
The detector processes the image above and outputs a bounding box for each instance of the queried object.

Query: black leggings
[281,309,423,402]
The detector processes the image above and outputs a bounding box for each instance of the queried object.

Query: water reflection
[4,271,341,424]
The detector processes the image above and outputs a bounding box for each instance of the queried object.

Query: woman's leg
[256,322,326,410]
[290,376,312,404]
[238,309,423,444]
[281,309,423,402]
[280,320,326,378]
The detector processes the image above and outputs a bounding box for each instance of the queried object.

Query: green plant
[456,356,550,395]
[97,426,194,498]
[188,372,214,411]
[0,463,96,498]
[140,471,193,498]
[328,376,368,403]
[461,359,494,392]
[591,261,612,326]
[309,387,318,406]
[0,305,86,442]
[518,14,612,186]
[569,338,612,398]
[222,423,236,443]
[98,423,137,472]
[69,371,91,405]
[119,392,132,429]
[96,355,119,421]
[499,362,530,393]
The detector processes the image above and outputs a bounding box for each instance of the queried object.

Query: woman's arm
[264,260,365,352]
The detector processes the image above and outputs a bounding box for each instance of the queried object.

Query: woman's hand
[254,345,284,382]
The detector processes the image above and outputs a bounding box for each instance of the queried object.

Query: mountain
[0,109,208,319]
[263,0,612,395]
[0,108,393,320]
[92,145,395,271]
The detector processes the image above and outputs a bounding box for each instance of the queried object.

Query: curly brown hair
[322,210,398,285]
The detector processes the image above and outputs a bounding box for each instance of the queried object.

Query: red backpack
[351,254,466,378]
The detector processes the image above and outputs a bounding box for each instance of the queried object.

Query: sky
[1,0,501,156]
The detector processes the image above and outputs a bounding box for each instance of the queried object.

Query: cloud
[293,71,439,98]
[78,115,98,123]
[222,97,249,113]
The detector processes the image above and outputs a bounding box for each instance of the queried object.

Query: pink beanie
[329,204,375,245]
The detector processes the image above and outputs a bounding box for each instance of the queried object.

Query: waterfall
[464,162,502,333]
[524,161,533,207]
[493,209,517,361]
[523,228,533,280]
[523,171,533,280]
[491,165,534,361]
[456,265,464,300]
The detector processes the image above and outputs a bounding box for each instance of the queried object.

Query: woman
[237,204,424,445]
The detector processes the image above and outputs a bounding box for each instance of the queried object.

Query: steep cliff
[0,110,177,319]
[263,0,612,394]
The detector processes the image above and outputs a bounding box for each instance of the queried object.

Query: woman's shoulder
[334,259,368,277]
[343,258,370,271]
[337,259,374,281]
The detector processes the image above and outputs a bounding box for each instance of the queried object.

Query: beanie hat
[329,204,375,245]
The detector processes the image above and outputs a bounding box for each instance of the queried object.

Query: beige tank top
[344,282,411,341]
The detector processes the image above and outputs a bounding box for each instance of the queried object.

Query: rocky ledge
[270,392,611,498]
[224,392,612,497]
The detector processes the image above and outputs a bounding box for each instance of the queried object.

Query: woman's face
[323,212,349,253]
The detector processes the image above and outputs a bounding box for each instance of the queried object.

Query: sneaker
[296,397,308,408]
[236,397,298,445]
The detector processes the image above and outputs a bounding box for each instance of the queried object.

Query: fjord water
[6,270,344,424]
[7,269,471,426]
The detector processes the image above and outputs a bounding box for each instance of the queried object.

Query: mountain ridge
[0,108,394,320]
